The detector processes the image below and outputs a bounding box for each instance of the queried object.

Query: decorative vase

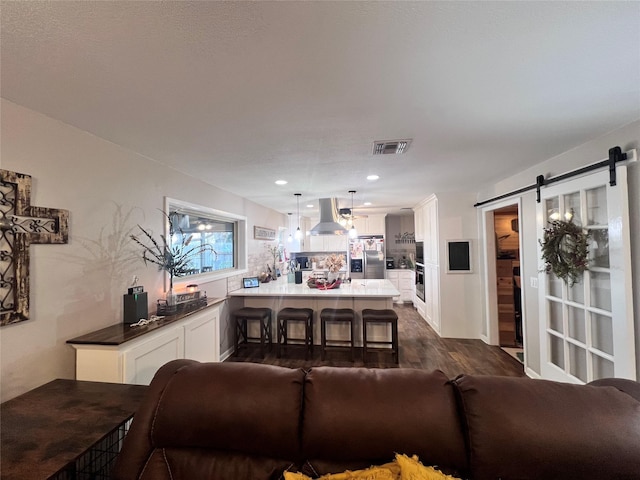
[165,288,176,306]
[328,271,339,283]
[167,274,176,305]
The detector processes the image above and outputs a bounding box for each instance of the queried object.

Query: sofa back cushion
[452,374,640,480]
[301,367,468,477]
[114,360,305,480]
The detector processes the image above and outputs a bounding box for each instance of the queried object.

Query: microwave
[415,241,424,264]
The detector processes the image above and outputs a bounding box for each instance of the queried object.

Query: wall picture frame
[254,225,276,240]
[446,239,473,273]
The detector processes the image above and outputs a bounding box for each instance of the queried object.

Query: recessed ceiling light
[275,180,288,185]
[364,202,372,206]
[367,175,379,181]
[306,204,314,208]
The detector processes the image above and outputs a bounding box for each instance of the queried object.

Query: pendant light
[348,190,358,239]
[294,193,303,240]
[287,212,293,243]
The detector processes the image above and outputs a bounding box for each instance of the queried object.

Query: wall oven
[415,263,425,302]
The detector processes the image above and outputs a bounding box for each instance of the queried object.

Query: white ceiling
[2,1,639,217]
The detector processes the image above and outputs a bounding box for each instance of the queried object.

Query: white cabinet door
[309,235,325,251]
[424,199,438,264]
[353,215,386,235]
[365,215,386,235]
[184,307,220,362]
[387,271,400,302]
[123,328,185,385]
[414,205,424,241]
[309,235,348,252]
[325,235,348,252]
[399,272,414,302]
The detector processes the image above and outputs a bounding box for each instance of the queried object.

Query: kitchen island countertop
[228,279,399,298]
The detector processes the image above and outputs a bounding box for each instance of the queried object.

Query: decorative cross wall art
[0,170,69,326]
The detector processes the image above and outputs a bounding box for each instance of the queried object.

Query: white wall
[436,192,483,339]
[0,100,285,401]
[477,120,640,377]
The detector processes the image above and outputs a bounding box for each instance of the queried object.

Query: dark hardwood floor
[226,304,525,378]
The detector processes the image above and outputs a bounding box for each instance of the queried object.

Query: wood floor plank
[226,304,525,378]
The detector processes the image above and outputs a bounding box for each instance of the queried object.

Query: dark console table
[0,379,147,480]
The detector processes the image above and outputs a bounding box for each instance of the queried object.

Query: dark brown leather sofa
[114,359,640,480]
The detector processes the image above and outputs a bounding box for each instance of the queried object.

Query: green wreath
[540,220,590,286]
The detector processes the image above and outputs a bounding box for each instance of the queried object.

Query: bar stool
[320,308,356,361]
[233,307,272,356]
[276,308,314,359]
[362,308,399,364]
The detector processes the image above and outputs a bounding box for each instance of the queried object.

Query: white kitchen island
[228,279,400,347]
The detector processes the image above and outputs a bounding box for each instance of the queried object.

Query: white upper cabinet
[424,198,438,264]
[309,234,348,252]
[414,205,425,241]
[354,214,386,235]
[414,196,437,257]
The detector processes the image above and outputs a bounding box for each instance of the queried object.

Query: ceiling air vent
[373,139,411,155]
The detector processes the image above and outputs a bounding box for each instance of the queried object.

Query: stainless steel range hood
[309,198,348,235]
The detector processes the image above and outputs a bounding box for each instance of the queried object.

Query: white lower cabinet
[123,327,185,385]
[72,304,220,385]
[387,270,414,304]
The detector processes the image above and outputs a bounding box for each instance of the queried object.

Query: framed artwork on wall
[446,239,472,273]
[254,226,276,240]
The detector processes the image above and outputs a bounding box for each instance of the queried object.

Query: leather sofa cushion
[452,374,640,480]
[137,449,294,480]
[114,360,304,480]
[302,367,468,477]
[151,361,305,457]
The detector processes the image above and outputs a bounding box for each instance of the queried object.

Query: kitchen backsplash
[290,252,348,271]
[385,214,415,266]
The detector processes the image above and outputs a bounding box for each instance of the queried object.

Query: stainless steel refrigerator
[349,235,385,279]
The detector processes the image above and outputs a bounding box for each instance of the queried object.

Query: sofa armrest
[451,374,640,480]
[588,377,640,402]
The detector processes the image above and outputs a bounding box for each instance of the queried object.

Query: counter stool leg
[276,318,284,358]
[234,317,248,356]
[362,319,368,363]
[321,318,327,361]
[260,313,273,357]
[350,318,355,362]
[306,316,313,360]
[392,318,399,364]
[234,318,239,356]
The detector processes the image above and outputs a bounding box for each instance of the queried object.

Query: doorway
[494,206,522,349]
[480,199,525,365]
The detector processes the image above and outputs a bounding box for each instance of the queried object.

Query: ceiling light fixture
[367,174,379,181]
[294,193,303,240]
[348,190,358,239]
[364,202,372,206]
[287,213,293,243]
[275,180,288,185]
